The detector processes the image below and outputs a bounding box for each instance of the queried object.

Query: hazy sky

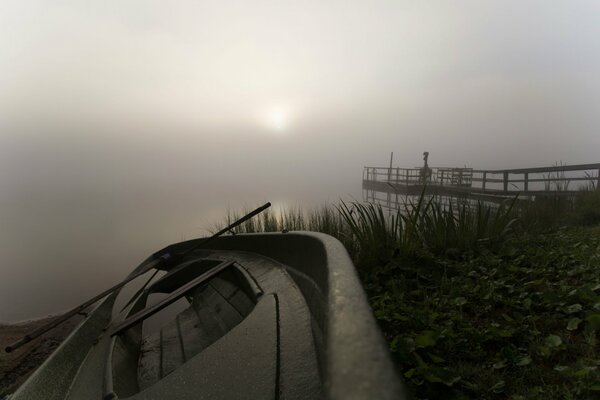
[1,1,599,320]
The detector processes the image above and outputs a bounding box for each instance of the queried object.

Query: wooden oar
[4,202,271,353]
[119,201,272,312]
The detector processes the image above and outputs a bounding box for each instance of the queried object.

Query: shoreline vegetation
[2,189,599,398]
[222,189,600,399]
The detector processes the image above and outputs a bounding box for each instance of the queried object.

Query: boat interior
[111,257,261,396]
[75,248,323,400]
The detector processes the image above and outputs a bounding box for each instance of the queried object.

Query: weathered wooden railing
[363,167,474,186]
[470,163,600,195]
[363,163,600,199]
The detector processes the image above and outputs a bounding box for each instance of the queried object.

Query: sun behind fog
[264,105,291,132]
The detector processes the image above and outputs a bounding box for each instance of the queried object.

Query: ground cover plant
[221,193,600,399]
[369,226,600,399]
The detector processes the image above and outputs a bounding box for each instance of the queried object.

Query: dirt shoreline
[0,314,83,397]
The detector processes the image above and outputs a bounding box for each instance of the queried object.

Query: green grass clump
[517,187,600,231]
[573,189,600,226]
[337,200,420,268]
[417,198,517,256]
[336,196,517,268]
[221,205,354,245]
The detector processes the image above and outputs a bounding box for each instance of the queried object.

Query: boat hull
[11,232,405,400]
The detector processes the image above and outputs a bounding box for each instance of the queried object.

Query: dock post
[524,172,529,192]
[388,152,393,182]
[503,172,509,192]
[387,153,392,209]
[482,171,487,191]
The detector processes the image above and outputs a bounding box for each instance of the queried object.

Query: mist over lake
[1,0,600,321]
[0,123,366,321]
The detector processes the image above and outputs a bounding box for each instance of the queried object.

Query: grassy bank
[371,226,600,399]
[224,191,600,399]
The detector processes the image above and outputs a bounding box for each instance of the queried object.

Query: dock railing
[363,163,600,198]
[363,166,474,187]
[470,163,600,195]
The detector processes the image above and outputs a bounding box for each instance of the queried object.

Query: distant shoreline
[0,314,60,326]
[0,306,81,326]
[0,313,83,396]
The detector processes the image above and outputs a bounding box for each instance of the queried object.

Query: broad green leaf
[586,314,600,331]
[528,386,544,396]
[493,359,507,369]
[554,365,570,372]
[461,380,479,391]
[573,368,590,378]
[428,353,445,363]
[566,303,582,313]
[493,328,513,338]
[545,334,562,347]
[390,336,414,361]
[404,368,417,378]
[516,356,532,366]
[423,366,461,386]
[392,313,410,321]
[567,317,582,331]
[490,380,505,393]
[413,352,429,369]
[415,330,438,348]
[455,297,467,306]
[539,346,551,357]
[589,382,600,391]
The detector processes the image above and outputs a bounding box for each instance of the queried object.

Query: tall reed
[418,197,517,255]
[218,192,519,268]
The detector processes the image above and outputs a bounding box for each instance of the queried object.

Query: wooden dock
[363,162,600,210]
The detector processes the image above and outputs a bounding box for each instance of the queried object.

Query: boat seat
[126,294,278,400]
[137,274,257,390]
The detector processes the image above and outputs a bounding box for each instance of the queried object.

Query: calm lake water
[0,130,361,322]
[0,187,359,323]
